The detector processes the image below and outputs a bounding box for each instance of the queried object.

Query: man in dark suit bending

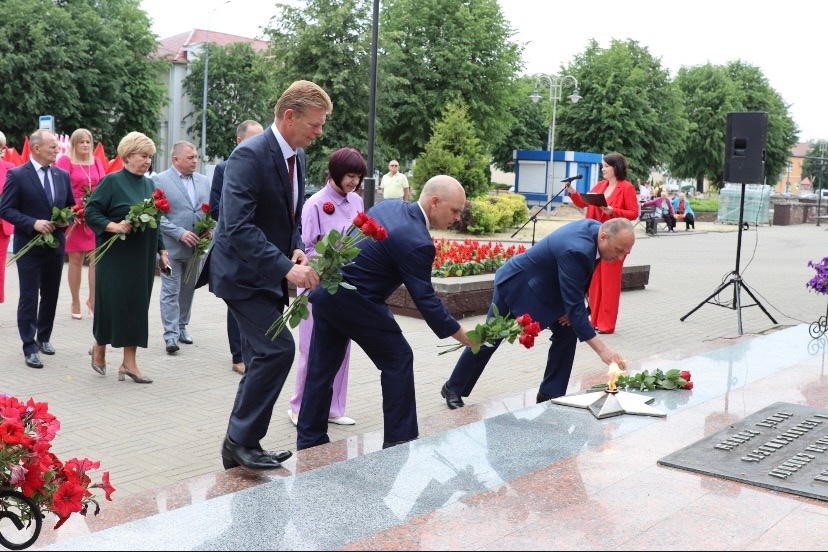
[205,80,330,470]
[297,175,476,451]
[442,217,634,409]
[0,129,74,369]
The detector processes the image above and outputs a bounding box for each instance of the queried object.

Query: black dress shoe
[441,382,465,409]
[382,438,416,449]
[178,329,193,344]
[37,341,55,355]
[221,436,283,470]
[165,338,180,354]
[25,353,44,369]
[536,391,553,404]
[269,450,292,463]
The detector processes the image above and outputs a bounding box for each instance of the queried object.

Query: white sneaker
[328,415,356,425]
[287,409,299,426]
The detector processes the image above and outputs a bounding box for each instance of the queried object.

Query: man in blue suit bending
[297,175,476,451]
[442,217,635,409]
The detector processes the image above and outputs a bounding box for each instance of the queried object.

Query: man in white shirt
[379,159,409,201]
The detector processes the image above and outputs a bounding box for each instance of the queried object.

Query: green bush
[689,197,719,212]
[453,193,529,235]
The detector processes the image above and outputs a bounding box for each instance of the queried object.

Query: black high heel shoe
[90,342,106,375]
[118,365,153,384]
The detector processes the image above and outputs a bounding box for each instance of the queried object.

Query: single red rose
[323,201,335,215]
[201,202,210,213]
[156,199,171,212]
[680,370,691,381]
[515,314,530,326]
[353,212,369,228]
[361,218,379,237]
[372,226,388,241]
[152,188,165,200]
[684,381,694,390]
[519,333,535,348]
[526,321,541,337]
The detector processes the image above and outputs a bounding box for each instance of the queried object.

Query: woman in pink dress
[56,129,106,319]
[0,131,15,306]
[288,147,366,427]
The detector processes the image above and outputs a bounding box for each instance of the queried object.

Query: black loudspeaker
[724,112,768,183]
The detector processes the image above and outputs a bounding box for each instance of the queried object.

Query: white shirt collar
[417,201,430,228]
[30,159,46,172]
[271,123,297,163]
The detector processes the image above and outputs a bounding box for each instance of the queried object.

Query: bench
[636,206,669,235]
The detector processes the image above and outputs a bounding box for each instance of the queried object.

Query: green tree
[671,64,739,190]
[555,39,687,183]
[411,100,490,199]
[183,42,278,161]
[379,0,522,162]
[489,76,547,172]
[0,0,165,155]
[264,0,391,183]
[803,141,828,189]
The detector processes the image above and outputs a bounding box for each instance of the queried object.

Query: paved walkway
[1,218,826,501]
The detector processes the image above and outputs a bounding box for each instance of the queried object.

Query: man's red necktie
[287,154,296,223]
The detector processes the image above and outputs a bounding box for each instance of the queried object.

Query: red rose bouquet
[0,394,114,548]
[87,188,171,265]
[438,307,541,355]
[266,212,388,339]
[6,206,77,266]
[183,202,216,283]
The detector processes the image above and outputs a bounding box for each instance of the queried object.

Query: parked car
[304,182,324,200]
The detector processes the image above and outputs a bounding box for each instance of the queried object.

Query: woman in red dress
[566,152,639,334]
[56,129,106,319]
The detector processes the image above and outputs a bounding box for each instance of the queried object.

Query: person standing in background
[287,147,366,428]
[0,132,16,311]
[56,128,106,320]
[153,141,211,354]
[209,119,264,375]
[566,152,638,335]
[379,159,409,201]
[0,130,75,369]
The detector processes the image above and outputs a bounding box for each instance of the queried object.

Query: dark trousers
[680,213,695,229]
[224,297,294,448]
[446,287,578,399]
[297,287,417,450]
[17,252,63,355]
[227,308,243,364]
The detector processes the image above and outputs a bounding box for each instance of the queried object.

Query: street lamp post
[530,74,581,210]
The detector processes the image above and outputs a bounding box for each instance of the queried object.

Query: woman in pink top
[55,129,106,319]
[288,147,366,427]
[0,132,15,304]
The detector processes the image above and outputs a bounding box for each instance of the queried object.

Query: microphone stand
[511,185,569,246]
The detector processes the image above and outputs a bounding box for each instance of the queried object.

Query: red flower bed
[432,238,525,278]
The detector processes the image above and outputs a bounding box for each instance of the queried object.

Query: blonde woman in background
[56,129,106,319]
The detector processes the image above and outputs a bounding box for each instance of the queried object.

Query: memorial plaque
[658,402,828,501]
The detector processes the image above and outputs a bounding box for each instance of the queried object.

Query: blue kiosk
[512,149,603,211]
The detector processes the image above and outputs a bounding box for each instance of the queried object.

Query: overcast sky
[141,0,828,142]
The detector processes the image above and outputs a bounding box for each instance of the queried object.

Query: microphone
[561,174,584,184]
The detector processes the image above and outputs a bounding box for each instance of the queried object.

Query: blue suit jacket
[337,200,460,339]
[0,161,74,255]
[495,218,600,341]
[209,161,226,221]
[206,127,306,303]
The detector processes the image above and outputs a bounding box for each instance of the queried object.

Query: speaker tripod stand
[680,182,776,335]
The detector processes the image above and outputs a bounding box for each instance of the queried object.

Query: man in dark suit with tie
[209,120,264,375]
[204,80,331,470]
[441,217,635,409]
[0,129,74,369]
[296,175,476,452]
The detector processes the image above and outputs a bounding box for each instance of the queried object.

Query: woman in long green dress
[84,132,170,384]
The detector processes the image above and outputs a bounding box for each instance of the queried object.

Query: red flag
[5,147,22,166]
[20,136,30,163]
[106,155,123,174]
[93,142,109,172]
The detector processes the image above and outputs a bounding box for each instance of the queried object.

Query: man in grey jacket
[153,141,211,353]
